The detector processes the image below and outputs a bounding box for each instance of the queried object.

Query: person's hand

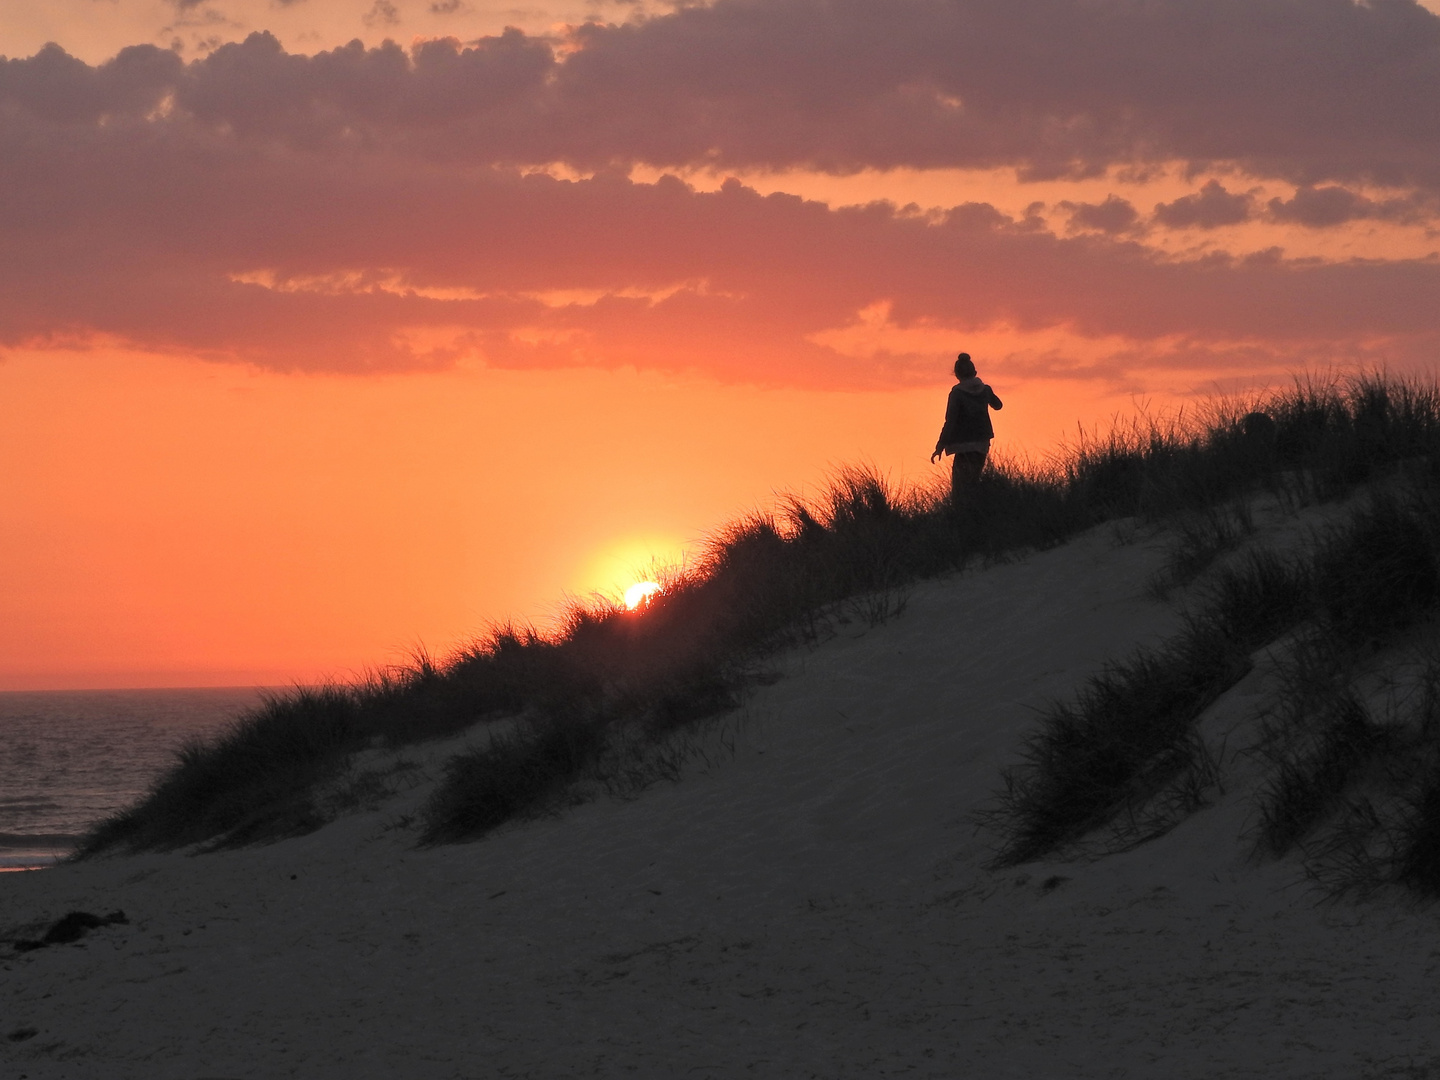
[930,450,942,464]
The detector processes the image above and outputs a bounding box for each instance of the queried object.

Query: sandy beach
[5,516,1439,1079]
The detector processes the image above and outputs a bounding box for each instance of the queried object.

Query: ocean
[0,687,275,871]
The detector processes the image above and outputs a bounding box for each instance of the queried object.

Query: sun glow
[574,535,688,611]
[623,581,662,609]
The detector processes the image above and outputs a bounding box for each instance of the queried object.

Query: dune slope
[3,513,1437,1080]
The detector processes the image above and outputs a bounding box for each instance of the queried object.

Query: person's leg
[950,450,987,492]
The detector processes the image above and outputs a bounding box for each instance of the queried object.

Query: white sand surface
[5,517,1439,1079]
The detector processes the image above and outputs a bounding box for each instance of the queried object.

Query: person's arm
[932,386,958,461]
[988,387,1003,410]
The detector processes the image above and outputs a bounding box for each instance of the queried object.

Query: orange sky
[1,343,1141,689]
[3,2,1439,688]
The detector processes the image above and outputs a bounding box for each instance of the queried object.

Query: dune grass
[1275,653,1440,901]
[78,372,1440,861]
[990,626,1247,865]
[989,546,1314,866]
[1239,480,1440,899]
[1255,692,1389,858]
[981,375,1440,869]
[991,473,1440,881]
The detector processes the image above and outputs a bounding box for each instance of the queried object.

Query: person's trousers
[950,450,988,493]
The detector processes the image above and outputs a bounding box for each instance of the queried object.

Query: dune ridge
[77,373,1440,864]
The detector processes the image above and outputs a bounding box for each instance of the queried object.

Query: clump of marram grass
[990,536,1318,866]
[990,623,1249,866]
[420,712,612,842]
[1242,486,1440,899]
[1285,660,1440,901]
[79,371,1440,857]
[78,685,364,854]
[1201,547,1313,646]
[1312,492,1440,646]
[1146,501,1256,598]
[1255,692,1389,857]
[994,477,1440,874]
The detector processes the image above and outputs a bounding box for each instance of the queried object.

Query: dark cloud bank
[3,0,1439,384]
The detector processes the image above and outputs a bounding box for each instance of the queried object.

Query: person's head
[954,353,976,379]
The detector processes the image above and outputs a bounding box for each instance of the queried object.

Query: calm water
[0,687,275,870]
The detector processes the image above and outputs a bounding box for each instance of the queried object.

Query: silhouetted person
[931,353,1003,495]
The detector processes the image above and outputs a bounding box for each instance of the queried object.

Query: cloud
[362,0,401,27]
[4,6,1440,388]
[1266,184,1432,227]
[3,120,1439,387]
[1152,180,1251,230]
[1059,195,1140,235]
[6,0,1440,188]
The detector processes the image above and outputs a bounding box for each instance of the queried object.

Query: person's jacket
[935,377,1003,451]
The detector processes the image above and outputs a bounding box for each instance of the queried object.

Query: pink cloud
[1266,184,1434,227]
[4,4,1440,387]
[6,1,1440,183]
[1060,195,1142,236]
[1152,180,1252,230]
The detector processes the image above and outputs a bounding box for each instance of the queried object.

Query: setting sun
[623,581,662,610]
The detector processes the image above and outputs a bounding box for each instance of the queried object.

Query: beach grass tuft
[990,624,1249,866]
[79,685,362,853]
[1256,692,1388,857]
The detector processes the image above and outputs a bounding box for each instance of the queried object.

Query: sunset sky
[3,0,1440,689]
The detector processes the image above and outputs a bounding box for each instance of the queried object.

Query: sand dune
[4,511,1437,1079]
